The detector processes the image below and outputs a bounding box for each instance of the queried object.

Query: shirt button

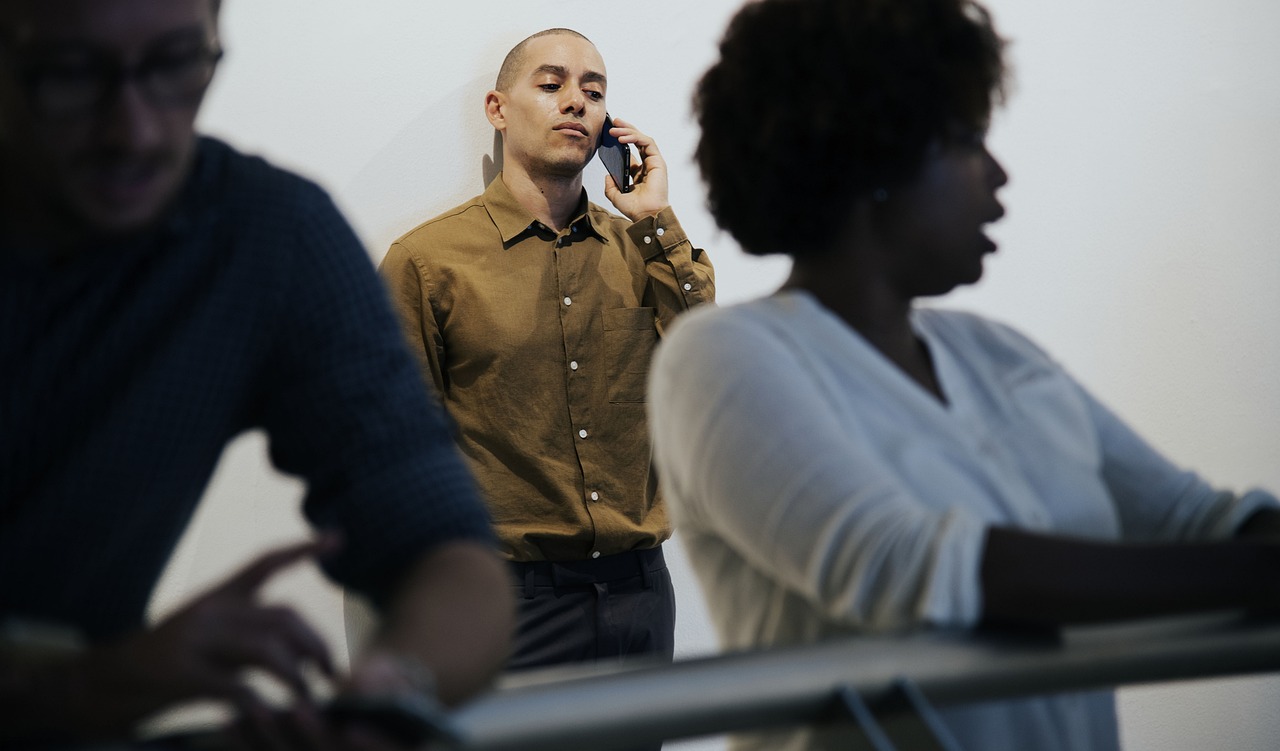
[683,283,693,291]
[579,429,589,439]
[563,296,572,306]
[656,227,666,237]
[590,491,600,501]
[572,225,579,233]
[570,361,579,371]
[643,236,652,244]
[591,551,601,559]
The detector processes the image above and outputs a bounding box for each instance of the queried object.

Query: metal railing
[444,612,1280,751]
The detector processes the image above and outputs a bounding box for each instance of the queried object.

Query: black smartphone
[324,694,460,746]
[598,114,633,193]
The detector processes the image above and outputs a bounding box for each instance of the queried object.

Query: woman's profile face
[877,131,1009,298]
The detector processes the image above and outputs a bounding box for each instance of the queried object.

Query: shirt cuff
[628,207,689,260]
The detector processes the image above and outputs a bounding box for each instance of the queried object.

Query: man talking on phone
[380,28,714,674]
[0,0,513,745]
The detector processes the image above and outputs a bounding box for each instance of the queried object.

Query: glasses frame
[0,37,224,120]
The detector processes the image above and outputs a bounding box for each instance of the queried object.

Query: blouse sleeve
[1080,379,1279,541]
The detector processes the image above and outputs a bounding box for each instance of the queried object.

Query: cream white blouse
[649,290,1276,751]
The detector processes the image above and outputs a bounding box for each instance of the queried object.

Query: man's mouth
[79,157,173,209]
[554,122,589,138]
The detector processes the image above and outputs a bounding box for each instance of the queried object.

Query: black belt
[511,547,666,596]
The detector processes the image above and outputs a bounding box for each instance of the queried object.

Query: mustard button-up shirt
[381,175,714,561]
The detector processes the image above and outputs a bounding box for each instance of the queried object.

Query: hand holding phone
[598,114,634,193]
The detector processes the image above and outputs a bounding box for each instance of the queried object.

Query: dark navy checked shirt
[0,137,494,641]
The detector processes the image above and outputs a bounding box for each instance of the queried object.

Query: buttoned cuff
[628,207,689,261]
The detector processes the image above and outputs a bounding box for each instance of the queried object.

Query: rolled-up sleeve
[629,207,715,334]
[257,185,493,608]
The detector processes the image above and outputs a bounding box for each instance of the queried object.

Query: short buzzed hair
[494,28,593,92]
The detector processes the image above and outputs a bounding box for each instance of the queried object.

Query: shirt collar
[482,174,609,245]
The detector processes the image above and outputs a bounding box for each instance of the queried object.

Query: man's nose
[98,80,165,151]
[559,86,585,115]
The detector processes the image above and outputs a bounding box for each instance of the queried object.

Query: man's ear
[484,91,506,131]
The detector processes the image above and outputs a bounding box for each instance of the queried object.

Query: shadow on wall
[342,73,500,262]
[483,130,503,188]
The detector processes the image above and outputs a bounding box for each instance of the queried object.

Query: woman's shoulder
[658,293,827,376]
[668,292,811,338]
[914,307,1053,365]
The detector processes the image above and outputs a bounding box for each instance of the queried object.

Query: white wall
[148,0,1280,748]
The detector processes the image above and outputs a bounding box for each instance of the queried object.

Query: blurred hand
[76,538,338,743]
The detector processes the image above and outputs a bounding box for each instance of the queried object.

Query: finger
[620,130,658,156]
[198,667,271,711]
[220,537,340,597]
[213,641,314,703]
[207,607,335,699]
[606,116,657,148]
[257,605,336,678]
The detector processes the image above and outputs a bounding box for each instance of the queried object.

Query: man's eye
[34,63,100,85]
[539,83,560,92]
[147,53,203,73]
[586,90,604,101]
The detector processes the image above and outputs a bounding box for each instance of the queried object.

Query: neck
[500,159,584,232]
[782,203,913,346]
[784,259,915,352]
[782,236,945,403]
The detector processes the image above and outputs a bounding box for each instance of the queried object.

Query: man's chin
[67,203,167,238]
[66,184,181,239]
[58,152,193,238]
[538,151,594,180]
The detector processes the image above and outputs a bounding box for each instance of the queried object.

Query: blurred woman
[648,0,1280,748]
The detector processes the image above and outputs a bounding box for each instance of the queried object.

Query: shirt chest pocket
[602,307,658,403]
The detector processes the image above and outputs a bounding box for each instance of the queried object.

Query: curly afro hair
[694,0,1006,258]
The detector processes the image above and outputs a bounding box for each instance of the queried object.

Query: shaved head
[495,28,593,92]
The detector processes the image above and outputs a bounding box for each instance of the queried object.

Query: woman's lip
[981,232,998,253]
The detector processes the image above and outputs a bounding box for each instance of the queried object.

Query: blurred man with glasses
[0,0,513,747]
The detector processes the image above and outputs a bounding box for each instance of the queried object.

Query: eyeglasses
[4,41,223,119]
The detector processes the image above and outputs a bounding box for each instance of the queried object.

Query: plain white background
[148,0,1280,747]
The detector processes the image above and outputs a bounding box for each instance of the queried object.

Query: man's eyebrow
[531,64,607,87]
[15,25,211,56]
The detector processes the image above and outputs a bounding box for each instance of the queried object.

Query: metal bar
[836,685,898,751]
[892,677,964,751]
[444,613,1280,751]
